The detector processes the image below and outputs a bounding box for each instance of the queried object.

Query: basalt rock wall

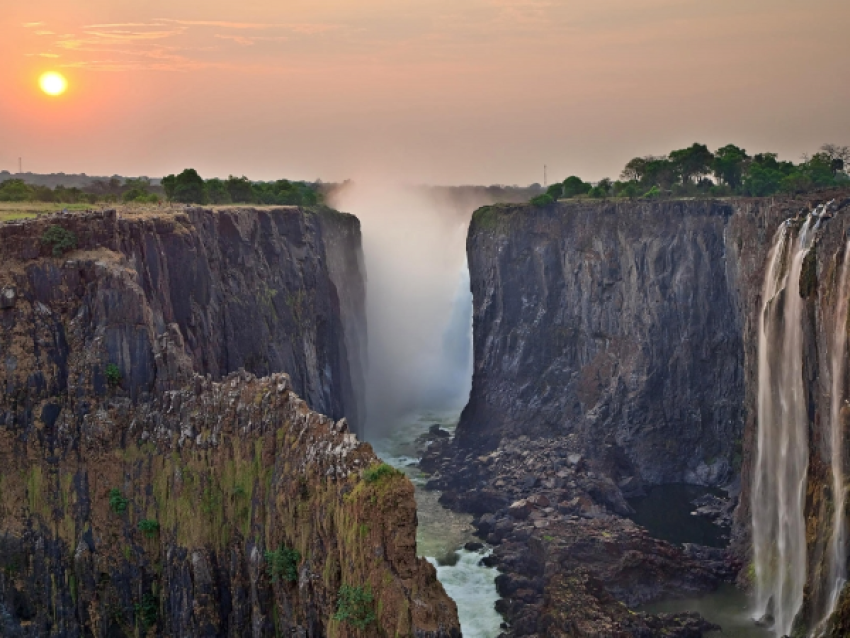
[0,208,459,637]
[0,206,366,433]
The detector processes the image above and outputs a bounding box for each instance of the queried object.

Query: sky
[1,0,849,185]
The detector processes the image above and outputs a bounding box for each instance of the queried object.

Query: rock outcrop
[0,208,459,637]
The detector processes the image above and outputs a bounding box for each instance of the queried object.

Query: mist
[329,181,498,439]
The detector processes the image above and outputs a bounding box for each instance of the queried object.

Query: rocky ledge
[421,432,739,636]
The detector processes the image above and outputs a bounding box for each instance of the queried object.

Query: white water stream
[370,411,503,638]
[752,216,815,636]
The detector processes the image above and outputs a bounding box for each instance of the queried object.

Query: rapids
[370,411,503,638]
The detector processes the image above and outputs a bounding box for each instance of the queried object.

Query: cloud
[23,22,44,28]
[82,29,186,41]
[34,31,55,35]
[25,53,60,58]
[215,34,290,46]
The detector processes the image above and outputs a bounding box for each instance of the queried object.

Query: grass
[0,202,92,222]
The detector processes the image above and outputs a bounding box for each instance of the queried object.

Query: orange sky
[1,0,848,184]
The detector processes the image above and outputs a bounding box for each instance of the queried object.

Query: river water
[370,410,503,638]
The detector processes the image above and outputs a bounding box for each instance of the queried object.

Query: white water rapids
[370,411,503,638]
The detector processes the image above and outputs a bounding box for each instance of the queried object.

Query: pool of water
[370,411,503,638]
[639,584,771,638]
[627,483,730,548]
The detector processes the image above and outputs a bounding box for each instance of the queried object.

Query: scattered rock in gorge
[0,208,458,637]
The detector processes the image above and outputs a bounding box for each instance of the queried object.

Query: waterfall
[752,216,815,636]
[821,239,850,629]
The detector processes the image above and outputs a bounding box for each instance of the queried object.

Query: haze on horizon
[2,0,848,186]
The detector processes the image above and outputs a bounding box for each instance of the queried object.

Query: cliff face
[452,193,850,635]
[460,200,750,487]
[0,208,458,637]
[0,206,365,433]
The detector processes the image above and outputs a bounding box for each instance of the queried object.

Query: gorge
[3,187,850,637]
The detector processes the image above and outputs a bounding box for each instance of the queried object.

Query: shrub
[334,585,375,629]
[530,194,554,207]
[138,519,160,538]
[265,545,301,583]
[363,463,400,484]
[41,225,77,257]
[109,488,128,515]
[134,593,158,631]
[643,185,662,199]
[105,363,121,387]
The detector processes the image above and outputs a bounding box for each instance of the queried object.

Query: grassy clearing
[0,202,92,222]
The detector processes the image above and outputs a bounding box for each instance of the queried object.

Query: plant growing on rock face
[40,225,77,257]
[134,592,158,631]
[363,463,400,484]
[108,488,128,515]
[138,519,160,538]
[333,585,375,629]
[105,363,122,387]
[265,544,301,583]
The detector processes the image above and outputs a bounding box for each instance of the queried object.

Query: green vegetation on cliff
[162,168,322,206]
[538,142,849,204]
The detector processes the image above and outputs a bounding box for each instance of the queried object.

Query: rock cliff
[0,206,365,433]
[0,208,458,637]
[434,192,850,635]
[459,199,748,488]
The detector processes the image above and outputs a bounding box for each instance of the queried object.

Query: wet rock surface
[420,433,739,636]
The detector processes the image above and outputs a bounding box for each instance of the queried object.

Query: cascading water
[752,215,816,636]
[820,239,850,631]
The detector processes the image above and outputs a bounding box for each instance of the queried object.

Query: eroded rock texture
[0,208,458,637]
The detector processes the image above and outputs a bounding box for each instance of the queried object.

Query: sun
[39,72,68,96]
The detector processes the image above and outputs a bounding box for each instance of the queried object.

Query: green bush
[530,194,554,207]
[265,544,301,583]
[363,463,400,484]
[41,225,77,257]
[109,488,128,515]
[138,519,160,538]
[334,585,375,630]
[105,363,121,387]
[134,592,158,631]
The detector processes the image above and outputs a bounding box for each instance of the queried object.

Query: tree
[561,176,592,198]
[0,179,33,202]
[620,157,659,182]
[712,144,749,190]
[206,178,232,204]
[226,175,255,203]
[162,169,206,204]
[545,183,563,200]
[820,144,850,173]
[669,143,714,185]
[641,158,678,190]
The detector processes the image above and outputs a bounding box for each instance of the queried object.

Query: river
[370,410,503,638]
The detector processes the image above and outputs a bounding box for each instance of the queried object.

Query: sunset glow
[39,71,67,96]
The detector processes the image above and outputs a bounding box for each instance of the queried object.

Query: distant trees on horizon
[540,143,850,204]
[161,169,322,207]
[0,169,324,208]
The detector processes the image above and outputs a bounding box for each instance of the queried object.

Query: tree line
[161,169,321,206]
[534,143,850,206]
[0,169,323,207]
[0,176,162,204]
